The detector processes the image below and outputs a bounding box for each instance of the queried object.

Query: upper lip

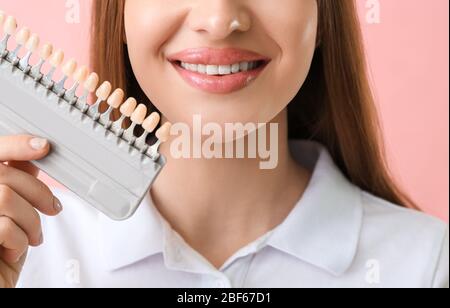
[167,47,271,66]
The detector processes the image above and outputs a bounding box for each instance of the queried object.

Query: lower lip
[171,62,268,94]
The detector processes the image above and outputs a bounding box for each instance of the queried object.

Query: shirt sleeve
[432,227,449,288]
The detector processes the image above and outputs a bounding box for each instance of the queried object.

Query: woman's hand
[0,135,62,288]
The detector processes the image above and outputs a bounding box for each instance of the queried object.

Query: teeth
[179,61,260,75]
[186,63,197,72]
[231,63,240,73]
[240,62,249,72]
[218,65,231,75]
[197,64,206,74]
[206,65,219,75]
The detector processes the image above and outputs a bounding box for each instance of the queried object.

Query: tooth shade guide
[0,11,5,26]
[120,97,137,117]
[95,81,112,100]
[62,58,77,77]
[4,16,17,35]
[39,43,53,61]
[107,88,125,108]
[25,34,39,51]
[73,66,89,83]
[143,112,161,133]
[0,14,164,160]
[84,72,99,92]
[15,27,30,45]
[64,66,89,101]
[131,104,147,124]
[49,49,64,67]
[156,122,172,142]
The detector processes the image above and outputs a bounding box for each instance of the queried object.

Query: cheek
[124,1,190,119]
[125,0,185,54]
[269,2,318,108]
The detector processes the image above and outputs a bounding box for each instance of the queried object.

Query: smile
[168,48,271,94]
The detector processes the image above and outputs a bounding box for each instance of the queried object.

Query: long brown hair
[91,0,418,209]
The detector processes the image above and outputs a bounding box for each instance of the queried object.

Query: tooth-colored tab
[73,65,88,83]
[40,43,53,59]
[25,34,39,51]
[107,88,125,108]
[142,112,161,133]
[95,81,112,100]
[15,27,30,45]
[156,122,172,143]
[49,49,64,67]
[84,72,99,92]
[0,11,5,26]
[4,16,17,35]
[120,97,137,117]
[62,59,77,76]
[131,104,147,124]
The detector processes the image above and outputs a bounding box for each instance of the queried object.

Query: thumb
[0,135,50,162]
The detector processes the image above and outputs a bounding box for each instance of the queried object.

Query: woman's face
[124,0,318,129]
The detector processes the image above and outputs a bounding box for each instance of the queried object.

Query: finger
[0,185,42,246]
[6,161,40,178]
[0,216,29,264]
[0,135,50,162]
[0,164,61,216]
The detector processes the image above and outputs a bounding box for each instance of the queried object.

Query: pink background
[0,0,448,221]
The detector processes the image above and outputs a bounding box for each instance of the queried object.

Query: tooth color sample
[62,59,77,76]
[84,72,99,92]
[49,49,64,67]
[95,81,112,100]
[131,104,147,124]
[73,66,89,83]
[40,43,53,59]
[15,26,30,44]
[107,89,125,108]
[4,16,17,35]
[156,123,172,142]
[120,98,137,117]
[143,112,161,132]
[0,11,5,25]
[25,34,39,51]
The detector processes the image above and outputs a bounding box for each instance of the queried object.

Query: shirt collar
[98,192,165,271]
[99,139,363,275]
[267,140,363,276]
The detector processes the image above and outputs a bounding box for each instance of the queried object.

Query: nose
[187,0,251,41]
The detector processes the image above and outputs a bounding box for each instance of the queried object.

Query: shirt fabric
[17,140,449,288]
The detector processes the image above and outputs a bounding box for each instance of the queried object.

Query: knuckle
[0,216,15,238]
[29,210,42,237]
[0,163,9,181]
[0,184,14,206]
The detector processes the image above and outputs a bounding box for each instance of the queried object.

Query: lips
[167,48,271,94]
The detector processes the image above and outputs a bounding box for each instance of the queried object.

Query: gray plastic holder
[0,53,165,221]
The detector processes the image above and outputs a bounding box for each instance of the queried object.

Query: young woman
[0,0,447,288]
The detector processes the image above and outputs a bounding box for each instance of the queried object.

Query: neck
[151,109,311,268]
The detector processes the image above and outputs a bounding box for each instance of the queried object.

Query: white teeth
[231,63,240,73]
[186,63,197,72]
[197,64,207,74]
[206,65,219,75]
[240,62,249,72]
[218,65,231,75]
[180,61,260,75]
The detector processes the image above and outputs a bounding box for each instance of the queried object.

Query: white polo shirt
[17,140,449,288]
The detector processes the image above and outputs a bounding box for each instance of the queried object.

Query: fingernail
[53,196,63,213]
[29,138,48,150]
[38,233,44,245]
